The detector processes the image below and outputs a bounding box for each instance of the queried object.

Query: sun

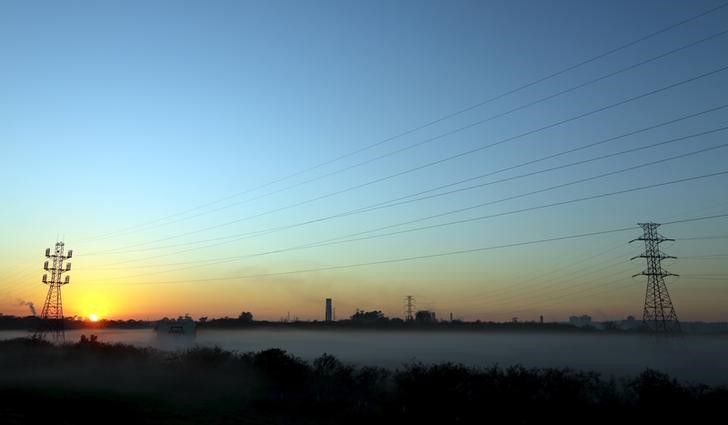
[89,314,99,322]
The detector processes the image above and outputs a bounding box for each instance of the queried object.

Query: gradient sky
[1,0,727,322]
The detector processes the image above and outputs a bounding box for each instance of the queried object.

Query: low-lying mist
[2,328,727,385]
[0,337,726,425]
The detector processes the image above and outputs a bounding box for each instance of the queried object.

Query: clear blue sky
[1,0,727,321]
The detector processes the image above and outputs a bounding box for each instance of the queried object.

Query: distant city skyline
[2,0,727,321]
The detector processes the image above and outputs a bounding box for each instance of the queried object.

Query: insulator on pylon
[42,274,48,283]
[65,263,71,271]
[64,275,70,284]
[45,248,50,257]
[66,250,73,259]
[44,261,49,271]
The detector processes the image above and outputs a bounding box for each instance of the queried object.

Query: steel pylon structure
[404,295,415,321]
[36,241,73,341]
[630,223,680,333]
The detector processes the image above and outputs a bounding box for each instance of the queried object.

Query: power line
[86,111,728,257]
[463,254,632,308]
[686,276,728,282]
[676,235,728,241]
[89,123,728,258]
[482,275,636,317]
[298,153,728,250]
[97,155,728,278]
[131,27,728,231]
[343,106,728,215]
[81,65,728,255]
[452,239,629,304]
[335,128,728,223]
[664,213,728,225]
[102,212,728,286]
[90,143,728,282]
[107,228,639,285]
[77,4,728,243]
[478,262,636,312]
[470,230,728,315]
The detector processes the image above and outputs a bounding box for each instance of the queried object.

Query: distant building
[540,315,544,324]
[569,315,592,328]
[620,315,638,329]
[415,310,437,323]
[325,298,332,322]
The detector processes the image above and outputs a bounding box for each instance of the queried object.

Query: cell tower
[630,223,680,333]
[37,241,73,341]
[404,295,415,321]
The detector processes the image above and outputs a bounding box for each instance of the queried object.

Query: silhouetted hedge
[0,337,725,424]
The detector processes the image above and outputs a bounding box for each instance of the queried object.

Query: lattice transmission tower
[404,295,415,321]
[36,241,73,341]
[630,223,680,333]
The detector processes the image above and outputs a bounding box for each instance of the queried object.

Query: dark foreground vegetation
[0,338,726,424]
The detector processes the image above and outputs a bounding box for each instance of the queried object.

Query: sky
[1,0,727,322]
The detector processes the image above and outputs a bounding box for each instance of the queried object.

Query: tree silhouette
[238,312,254,322]
[350,310,386,323]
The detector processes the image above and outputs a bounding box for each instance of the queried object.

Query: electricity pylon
[404,295,415,321]
[630,223,680,333]
[37,241,73,341]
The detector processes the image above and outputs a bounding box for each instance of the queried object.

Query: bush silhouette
[0,337,726,424]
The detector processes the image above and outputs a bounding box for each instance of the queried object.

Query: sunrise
[1,0,727,423]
